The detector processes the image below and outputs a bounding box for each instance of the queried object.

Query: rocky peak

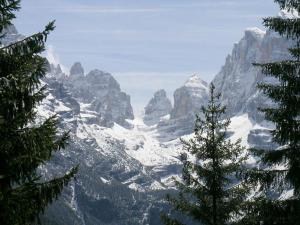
[86,69,120,91]
[70,62,84,77]
[144,89,172,125]
[154,75,209,138]
[46,63,67,80]
[171,74,208,120]
[213,26,293,123]
[54,64,63,74]
[244,27,266,41]
[184,74,208,89]
[62,67,134,128]
[153,89,168,99]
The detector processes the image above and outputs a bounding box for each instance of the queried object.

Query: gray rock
[144,89,172,125]
[70,62,84,77]
[156,75,209,139]
[63,68,134,128]
[171,74,208,120]
[212,27,292,123]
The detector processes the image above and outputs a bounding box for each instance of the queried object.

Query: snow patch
[229,114,253,147]
[279,9,299,19]
[100,177,110,184]
[104,118,181,167]
[245,27,266,39]
[128,183,145,192]
[184,74,208,89]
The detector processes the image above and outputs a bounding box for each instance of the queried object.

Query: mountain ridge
[1,20,290,224]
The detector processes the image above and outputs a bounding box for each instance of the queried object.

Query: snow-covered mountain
[1,15,291,224]
[171,74,209,120]
[58,63,135,128]
[38,69,187,224]
[154,74,209,139]
[212,10,296,124]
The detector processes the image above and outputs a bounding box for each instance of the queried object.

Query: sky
[14,0,279,115]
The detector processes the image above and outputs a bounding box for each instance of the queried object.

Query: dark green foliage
[0,1,77,224]
[275,0,300,11]
[0,0,20,36]
[237,197,300,225]
[243,1,300,224]
[162,85,249,225]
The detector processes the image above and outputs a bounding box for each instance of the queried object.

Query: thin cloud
[52,0,273,16]
[56,6,170,14]
[54,1,243,14]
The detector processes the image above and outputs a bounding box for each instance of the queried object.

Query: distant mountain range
[1,10,293,224]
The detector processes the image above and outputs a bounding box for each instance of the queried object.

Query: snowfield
[73,96,267,191]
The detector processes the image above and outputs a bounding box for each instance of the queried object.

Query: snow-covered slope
[40,76,274,224]
[39,76,182,225]
[3,13,290,225]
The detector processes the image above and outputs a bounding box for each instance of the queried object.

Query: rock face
[63,68,134,128]
[157,23,293,137]
[70,62,84,77]
[49,64,66,79]
[37,76,168,225]
[143,89,172,125]
[212,27,292,123]
[171,74,209,120]
[156,75,209,139]
[4,13,293,225]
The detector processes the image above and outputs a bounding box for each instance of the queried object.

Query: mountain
[171,74,209,120]
[143,89,172,126]
[37,77,161,225]
[213,22,293,123]
[37,74,182,224]
[59,64,135,128]
[39,64,181,224]
[156,24,292,141]
[156,74,209,139]
[2,13,292,224]
[70,62,84,77]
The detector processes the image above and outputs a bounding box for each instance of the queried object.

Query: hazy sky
[14,0,279,114]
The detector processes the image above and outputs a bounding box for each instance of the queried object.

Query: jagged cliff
[50,62,135,128]
[2,11,294,224]
[143,89,172,125]
[212,26,292,123]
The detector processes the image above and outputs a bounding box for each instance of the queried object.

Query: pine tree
[161,84,249,225]
[0,1,78,224]
[242,1,300,224]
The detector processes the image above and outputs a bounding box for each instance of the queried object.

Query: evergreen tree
[242,1,300,224]
[0,1,78,224]
[161,84,249,225]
